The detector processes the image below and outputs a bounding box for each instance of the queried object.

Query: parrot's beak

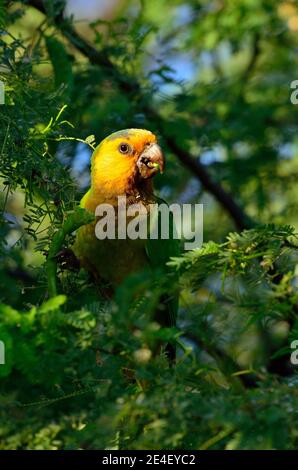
[137,143,165,179]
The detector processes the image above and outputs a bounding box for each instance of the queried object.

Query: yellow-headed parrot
[73,129,179,360]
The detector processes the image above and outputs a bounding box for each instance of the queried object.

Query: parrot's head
[91,129,164,195]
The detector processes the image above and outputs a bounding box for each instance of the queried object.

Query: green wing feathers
[145,198,180,359]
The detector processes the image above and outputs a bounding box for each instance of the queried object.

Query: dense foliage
[0,0,298,450]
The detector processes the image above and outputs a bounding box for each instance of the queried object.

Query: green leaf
[39,295,67,314]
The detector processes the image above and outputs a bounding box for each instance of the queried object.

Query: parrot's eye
[119,143,131,154]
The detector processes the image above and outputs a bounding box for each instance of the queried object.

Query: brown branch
[5,267,34,283]
[27,0,255,231]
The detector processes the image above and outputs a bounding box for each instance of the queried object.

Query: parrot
[73,128,179,360]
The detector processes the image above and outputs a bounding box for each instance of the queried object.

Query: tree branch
[27,0,255,231]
